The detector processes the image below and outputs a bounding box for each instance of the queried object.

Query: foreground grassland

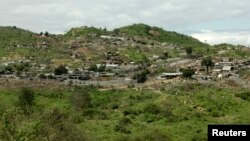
[0,83,250,141]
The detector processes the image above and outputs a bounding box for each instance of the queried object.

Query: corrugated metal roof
[222,66,232,71]
[161,72,183,76]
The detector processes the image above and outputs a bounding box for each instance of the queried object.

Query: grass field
[0,83,249,141]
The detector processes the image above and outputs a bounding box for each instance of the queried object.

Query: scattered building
[157,72,183,80]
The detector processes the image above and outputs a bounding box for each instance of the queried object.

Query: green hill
[214,43,250,58]
[115,23,209,48]
[64,26,109,39]
[0,26,69,61]
[0,26,38,48]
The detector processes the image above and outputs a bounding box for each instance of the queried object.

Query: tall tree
[185,47,193,56]
[44,31,49,37]
[201,56,214,74]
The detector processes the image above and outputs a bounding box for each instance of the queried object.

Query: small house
[157,72,183,80]
[222,66,233,72]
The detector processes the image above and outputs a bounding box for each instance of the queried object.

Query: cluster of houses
[156,57,250,82]
[1,52,249,88]
[1,31,250,87]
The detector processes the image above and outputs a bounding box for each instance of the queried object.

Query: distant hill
[115,23,209,48]
[0,24,249,62]
[0,26,38,48]
[64,26,109,39]
[64,24,209,49]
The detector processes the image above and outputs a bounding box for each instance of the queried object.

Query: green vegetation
[181,67,195,79]
[201,57,214,74]
[64,26,109,39]
[0,84,249,141]
[0,24,249,67]
[54,65,68,75]
[0,26,36,48]
[133,69,150,83]
[1,23,250,141]
[17,87,35,114]
[116,23,210,48]
[185,47,193,56]
[235,91,250,101]
[238,68,250,79]
[214,43,250,58]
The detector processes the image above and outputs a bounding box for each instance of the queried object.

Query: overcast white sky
[1,0,250,46]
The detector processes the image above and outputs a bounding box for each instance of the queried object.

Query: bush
[0,111,19,140]
[114,117,132,134]
[133,69,150,83]
[111,104,119,110]
[82,108,108,120]
[88,64,98,72]
[235,92,250,101]
[17,87,35,114]
[70,88,92,111]
[185,47,193,56]
[162,100,175,122]
[181,67,195,79]
[37,108,87,141]
[132,130,172,141]
[54,65,68,75]
[123,108,141,116]
[143,103,161,115]
[225,80,239,87]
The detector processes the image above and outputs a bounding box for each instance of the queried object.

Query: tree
[160,52,169,60]
[181,67,195,79]
[4,65,13,73]
[88,64,98,72]
[44,31,49,37]
[133,69,150,83]
[39,32,43,36]
[54,65,68,75]
[138,55,150,67]
[185,47,193,56]
[113,29,119,34]
[98,64,106,72]
[201,57,214,74]
[163,52,169,58]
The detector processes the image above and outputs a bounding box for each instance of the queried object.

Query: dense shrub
[37,108,87,141]
[0,111,19,140]
[162,100,175,122]
[54,65,68,75]
[123,108,141,116]
[133,69,150,83]
[17,87,35,114]
[82,108,108,120]
[132,130,172,141]
[235,92,250,101]
[181,67,195,79]
[114,117,132,134]
[143,103,161,115]
[70,88,92,111]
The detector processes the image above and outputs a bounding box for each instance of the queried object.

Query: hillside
[0,24,250,141]
[0,26,70,63]
[64,26,109,39]
[0,26,37,48]
[115,24,210,48]
[64,23,209,48]
[214,43,250,58]
[0,24,249,68]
